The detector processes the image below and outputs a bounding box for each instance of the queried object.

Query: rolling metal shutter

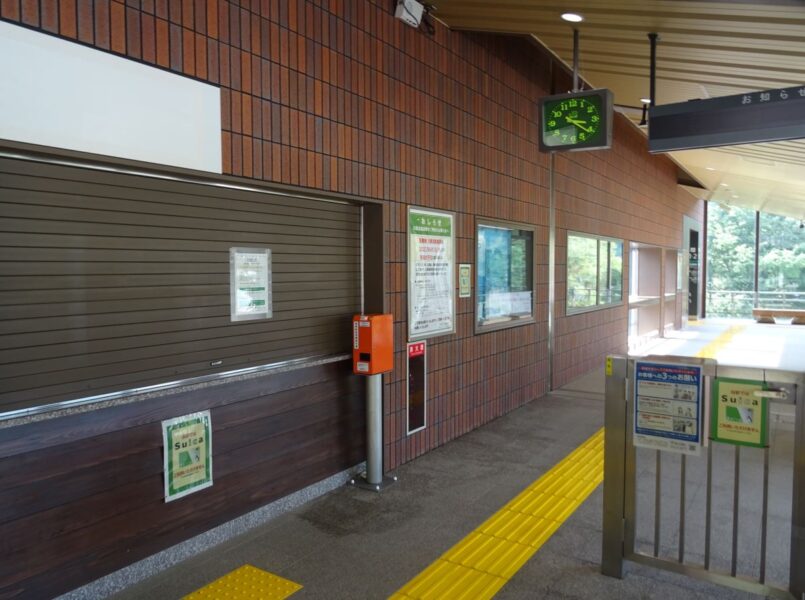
[0,157,361,413]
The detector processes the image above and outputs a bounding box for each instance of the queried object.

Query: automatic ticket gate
[602,355,804,600]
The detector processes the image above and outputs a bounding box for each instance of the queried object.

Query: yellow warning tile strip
[184,564,302,600]
[390,428,604,600]
[694,323,746,359]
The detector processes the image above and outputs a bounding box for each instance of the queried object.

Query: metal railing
[602,355,804,599]
[707,290,805,318]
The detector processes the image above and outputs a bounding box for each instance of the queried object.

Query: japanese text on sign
[711,378,768,448]
[408,208,455,340]
[162,411,213,502]
[634,361,703,456]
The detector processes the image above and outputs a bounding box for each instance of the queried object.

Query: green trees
[566,234,623,311]
[707,203,805,317]
[759,213,805,294]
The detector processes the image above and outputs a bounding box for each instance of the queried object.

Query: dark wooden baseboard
[0,359,365,599]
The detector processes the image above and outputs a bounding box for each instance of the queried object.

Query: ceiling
[429,0,805,220]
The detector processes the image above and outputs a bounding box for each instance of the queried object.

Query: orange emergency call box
[352,314,393,375]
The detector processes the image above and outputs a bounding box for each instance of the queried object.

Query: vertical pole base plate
[349,473,398,493]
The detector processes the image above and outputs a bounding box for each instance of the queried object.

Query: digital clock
[538,89,613,152]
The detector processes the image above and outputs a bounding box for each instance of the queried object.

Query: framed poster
[408,207,455,340]
[634,361,703,455]
[458,263,472,298]
[407,341,427,434]
[711,377,769,448]
[230,247,272,321]
[162,411,212,502]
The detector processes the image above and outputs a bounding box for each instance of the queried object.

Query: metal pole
[754,211,760,309]
[572,29,580,92]
[660,248,666,337]
[654,450,662,557]
[648,33,658,107]
[366,373,383,486]
[624,360,637,558]
[602,355,628,578]
[705,442,713,570]
[702,201,708,318]
[791,384,805,598]
[760,446,769,583]
[548,152,556,391]
[679,454,686,563]
[731,445,741,577]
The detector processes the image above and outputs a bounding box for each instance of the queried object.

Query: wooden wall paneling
[0,373,361,523]
[0,409,363,587]
[0,365,365,599]
[0,360,350,458]
[0,429,364,599]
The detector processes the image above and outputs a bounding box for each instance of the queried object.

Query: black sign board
[649,85,805,153]
[688,231,699,318]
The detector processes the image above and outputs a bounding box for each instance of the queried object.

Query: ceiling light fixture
[640,98,651,105]
[706,167,715,171]
[720,183,728,187]
[561,12,584,23]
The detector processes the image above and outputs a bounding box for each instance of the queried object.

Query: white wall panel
[0,21,222,173]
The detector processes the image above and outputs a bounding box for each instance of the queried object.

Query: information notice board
[634,361,703,455]
[162,411,212,502]
[408,207,455,340]
[230,247,272,321]
[711,377,769,448]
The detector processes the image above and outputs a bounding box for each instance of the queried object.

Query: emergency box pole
[350,314,397,492]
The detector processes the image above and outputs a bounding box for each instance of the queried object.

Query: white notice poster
[408,208,455,340]
[230,247,272,321]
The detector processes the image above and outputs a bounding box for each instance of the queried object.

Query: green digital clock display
[538,89,613,152]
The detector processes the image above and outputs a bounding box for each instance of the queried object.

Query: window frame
[565,231,625,316]
[474,218,537,334]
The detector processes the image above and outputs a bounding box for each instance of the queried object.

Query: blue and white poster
[634,361,703,455]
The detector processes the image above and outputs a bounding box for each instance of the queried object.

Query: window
[706,203,805,317]
[567,232,623,313]
[476,222,534,331]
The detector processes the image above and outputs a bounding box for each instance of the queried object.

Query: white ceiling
[430,0,805,220]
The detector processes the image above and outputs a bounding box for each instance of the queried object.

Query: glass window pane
[567,235,597,309]
[568,233,623,313]
[705,203,756,317]
[477,224,533,328]
[758,212,805,309]
[597,240,608,304]
[610,242,623,301]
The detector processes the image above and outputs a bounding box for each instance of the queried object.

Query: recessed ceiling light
[732,194,739,199]
[706,167,716,171]
[720,183,728,187]
[640,98,652,104]
[561,12,584,23]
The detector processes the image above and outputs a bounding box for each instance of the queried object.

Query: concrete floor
[106,363,786,600]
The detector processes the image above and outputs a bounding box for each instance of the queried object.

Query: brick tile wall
[1,0,701,470]
[553,118,701,387]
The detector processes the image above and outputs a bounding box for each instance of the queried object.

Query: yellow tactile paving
[183,564,302,600]
[695,323,746,359]
[390,428,605,600]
